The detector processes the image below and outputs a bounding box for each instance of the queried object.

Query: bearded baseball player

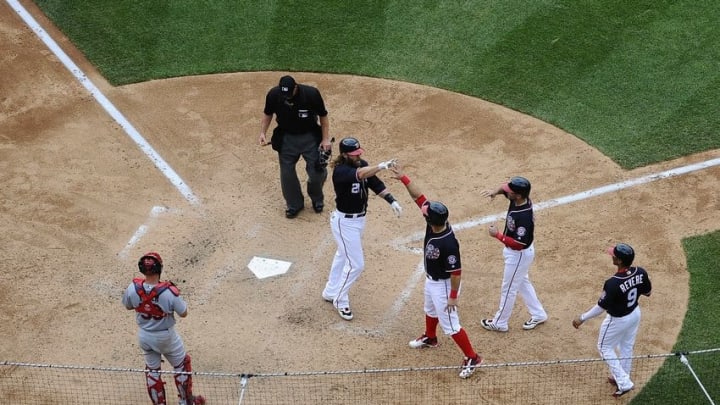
[122,252,205,405]
[390,162,483,379]
[573,243,652,398]
[322,137,402,321]
[480,177,548,332]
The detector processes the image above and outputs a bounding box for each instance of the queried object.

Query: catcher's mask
[316,137,335,171]
[138,252,163,275]
[608,243,635,267]
[422,201,449,226]
[502,176,531,198]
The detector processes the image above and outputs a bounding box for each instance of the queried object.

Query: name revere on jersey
[598,266,652,318]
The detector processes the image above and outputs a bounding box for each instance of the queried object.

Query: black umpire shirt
[263,84,328,134]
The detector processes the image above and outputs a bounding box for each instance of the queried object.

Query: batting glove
[377,159,397,171]
[391,201,403,217]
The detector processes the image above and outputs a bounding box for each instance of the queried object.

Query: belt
[338,211,366,218]
[426,274,450,281]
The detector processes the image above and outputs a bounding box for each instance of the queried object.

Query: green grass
[29,1,720,401]
[34,0,720,169]
[630,231,720,403]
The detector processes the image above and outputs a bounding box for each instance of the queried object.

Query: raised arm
[389,162,426,206]
[356,158,396,180]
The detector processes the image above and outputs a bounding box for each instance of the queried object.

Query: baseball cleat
[522,317,547,330]
[322,293,334,303]
[612,386,633,398]
[408,334,438,349]
[481,319,508,332]
[459,355,483,379]
[337,307,353,321]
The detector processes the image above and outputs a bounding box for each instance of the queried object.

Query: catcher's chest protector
[133,278,179,319]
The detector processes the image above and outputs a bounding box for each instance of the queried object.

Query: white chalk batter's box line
[118,206,177,259]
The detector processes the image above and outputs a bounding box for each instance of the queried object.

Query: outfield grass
[30,1,720,402]
[35,1,719,169]
[631,231,720,403]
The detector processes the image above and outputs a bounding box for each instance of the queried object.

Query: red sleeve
[495,232,526,250]
[415,194,427,208]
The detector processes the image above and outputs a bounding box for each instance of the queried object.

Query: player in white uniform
[480,177,547,332]
[122,252,205,405]
[322,137,401,320]
[573,243,652,398]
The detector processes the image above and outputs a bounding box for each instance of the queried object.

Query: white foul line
[394,156,720,248]
[377,155,720,336]
[7,0,200,206]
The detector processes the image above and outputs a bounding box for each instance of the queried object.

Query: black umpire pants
[278,131,327,212]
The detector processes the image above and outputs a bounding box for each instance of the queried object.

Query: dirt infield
[2,1,720,398]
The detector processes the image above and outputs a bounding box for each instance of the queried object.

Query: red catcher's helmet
[138,252,163,275]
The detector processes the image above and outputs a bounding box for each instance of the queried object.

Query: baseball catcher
[122,252,206,405]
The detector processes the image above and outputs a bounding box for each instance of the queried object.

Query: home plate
[247,256,292,279]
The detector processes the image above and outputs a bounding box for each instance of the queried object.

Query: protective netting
[1,349,717,404]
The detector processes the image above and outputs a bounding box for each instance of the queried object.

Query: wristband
[400,175,411,186]
[449,290,458,299]
[495,233,505,242]
[383,193,396,204]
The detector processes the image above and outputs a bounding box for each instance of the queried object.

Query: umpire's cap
[279,75,296,96]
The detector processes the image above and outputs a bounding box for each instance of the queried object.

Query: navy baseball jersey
[333,159,387,214]
[415,197,461,280]
[263,84,327,134]
[598,266,652,317]
[503,197,534,248]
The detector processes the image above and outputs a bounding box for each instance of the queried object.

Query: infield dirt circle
[2,2,720,402]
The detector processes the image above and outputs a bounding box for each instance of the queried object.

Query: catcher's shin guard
[174,354,205,404]
[145,366,167,405]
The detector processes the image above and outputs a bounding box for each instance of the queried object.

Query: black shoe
[285,208,303,218]
[313,203,324,213]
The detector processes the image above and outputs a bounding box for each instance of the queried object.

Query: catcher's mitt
[315,137,335,171]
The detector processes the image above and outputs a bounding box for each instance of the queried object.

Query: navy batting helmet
[608,243,635,266]
[339,137,364,156]
[422,201,449,226]
[138,252,163,275]
[503,176,531,198]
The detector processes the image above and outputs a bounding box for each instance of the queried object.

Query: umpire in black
[259,75,332,218]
